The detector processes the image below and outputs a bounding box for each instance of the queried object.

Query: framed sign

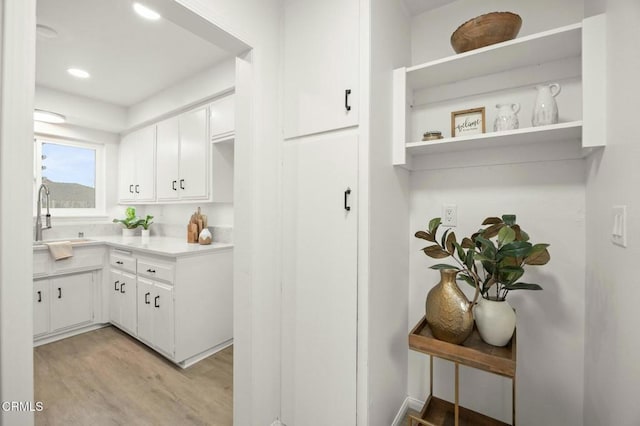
[451,107,486,137]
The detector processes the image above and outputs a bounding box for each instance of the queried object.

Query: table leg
[455,362,459,426]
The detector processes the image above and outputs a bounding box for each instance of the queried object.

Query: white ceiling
[403,0,457,15]
[36,0,232,107]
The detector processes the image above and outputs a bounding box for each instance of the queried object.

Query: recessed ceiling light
[34,110,66,124]
[36,24,58,39]
[67,68,90,79]
[133,3,161,20]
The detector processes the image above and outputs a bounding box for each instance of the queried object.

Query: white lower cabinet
[33,280,49,337]
[50,272,94,332]
[109,268,137,336]
[137,277,174,357]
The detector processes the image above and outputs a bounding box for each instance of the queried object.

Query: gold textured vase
[425,269,474,344]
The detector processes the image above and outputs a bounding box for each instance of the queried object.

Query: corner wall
[584,1,640,424]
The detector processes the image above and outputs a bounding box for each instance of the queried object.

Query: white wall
[407,2,587,424]
[367,1,411,425]
[584,1,640,424]
[409,160,586,424]
[35,86,128,133]
[127,58,235,129]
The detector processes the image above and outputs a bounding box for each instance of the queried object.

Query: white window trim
[34,136,106,217]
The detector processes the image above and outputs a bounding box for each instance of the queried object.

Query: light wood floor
[34,326,233,426]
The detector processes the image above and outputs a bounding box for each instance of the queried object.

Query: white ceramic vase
[494,103,520,131]
[474,298,516,347]
[122,228,136,237]
[141,229,150,240]
[532,83,561,127]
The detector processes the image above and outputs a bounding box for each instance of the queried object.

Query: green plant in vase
[113,207,141,229]
[415,214,550,346]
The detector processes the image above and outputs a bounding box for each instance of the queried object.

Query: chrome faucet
[35,183,51,241]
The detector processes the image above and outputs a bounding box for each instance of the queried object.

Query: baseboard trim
[34,323,109,347]
[177,338,233,369]
[391,396,425,426]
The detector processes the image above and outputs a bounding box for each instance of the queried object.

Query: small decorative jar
[494,103,520,131]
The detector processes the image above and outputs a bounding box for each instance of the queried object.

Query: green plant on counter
[112,207,146,229]
[415,214,550,301]
[139,215,154,230]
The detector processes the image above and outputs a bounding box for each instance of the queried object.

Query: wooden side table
[408,316,517,426]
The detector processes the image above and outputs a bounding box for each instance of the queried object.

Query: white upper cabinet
[209,95,235,140]
[283,0,359,139]
[119,126,156,202]
[155,106,210,202]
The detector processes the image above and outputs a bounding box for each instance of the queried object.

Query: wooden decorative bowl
[450,12,522,54]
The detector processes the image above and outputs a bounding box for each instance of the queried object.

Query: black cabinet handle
[345,89,352,112]
[116,260,123,265]
[58,287,62,299]
[145,292,150,305]
[146,268,156,273]
[37,291,42,303]
[344,188,352,211]
[114,280,120,291]
[172,180,177,191]
[154,295,160,308]
[129,184,134,193]
[120,282,126,294]
[135,185,140,194]
[180,179,185,190]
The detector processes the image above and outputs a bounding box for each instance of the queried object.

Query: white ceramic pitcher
[532,83,561,126]
[494,103,520,131]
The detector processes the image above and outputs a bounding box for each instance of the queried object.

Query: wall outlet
[612,205,627,247]
[443,204,457,227]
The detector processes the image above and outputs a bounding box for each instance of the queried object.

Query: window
[34,138,105,216]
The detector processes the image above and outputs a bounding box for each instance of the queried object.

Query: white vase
[474,298,516,347]
[494,103,520,131]
[532,83,561,127]
[122,228,136,237]
[141,229,150,240]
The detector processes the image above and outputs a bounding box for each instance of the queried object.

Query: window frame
[34,136,106,217]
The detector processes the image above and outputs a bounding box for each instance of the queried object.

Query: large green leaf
[498,241,532,259]
[415,231,436,242]
[482,260,495,275]
[423,245,450,259]
[498,226,516,246]
[520,230,530,242]
[476,236,496,251]
[457,274,476,289]
[503,282,543,291]
[498,265,525,285]
[474,253,495,263]
[524,244,551,265]
[482,217,503,225]
[430,264,459,271]
[453,242,466,261]
[441,229,450,250]
[465,249,474,269]
[502,214,517,226]
[428,217,442,234]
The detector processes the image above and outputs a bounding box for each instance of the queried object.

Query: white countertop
[34,236,233,258]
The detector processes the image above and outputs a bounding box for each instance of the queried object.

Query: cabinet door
[109,269,122,325]
[33,279,49,337]
[156,117,180,201]
[118,133,136,202]
[50,272,93,332]
[137,277,154,344]
[281,134,358,426]
[179,106,209,200]
[152,282,174,357]
[209,96,234,139]
[133,125,156,202]
[283,0,359,139]
[118,271,137,336]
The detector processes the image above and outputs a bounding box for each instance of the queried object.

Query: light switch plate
[612,205,627,247]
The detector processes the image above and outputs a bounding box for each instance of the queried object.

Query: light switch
[612,205,627,247]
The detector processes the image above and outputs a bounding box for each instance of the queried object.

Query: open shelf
[406,121,582,157]
[409,396,511,426]
[406,23,582,90]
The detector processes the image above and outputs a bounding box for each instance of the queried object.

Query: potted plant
[416,214,550,346]
[139,215,154,239]
[112,207,142,237]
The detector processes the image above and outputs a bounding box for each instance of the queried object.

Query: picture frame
[451,107,486,137]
